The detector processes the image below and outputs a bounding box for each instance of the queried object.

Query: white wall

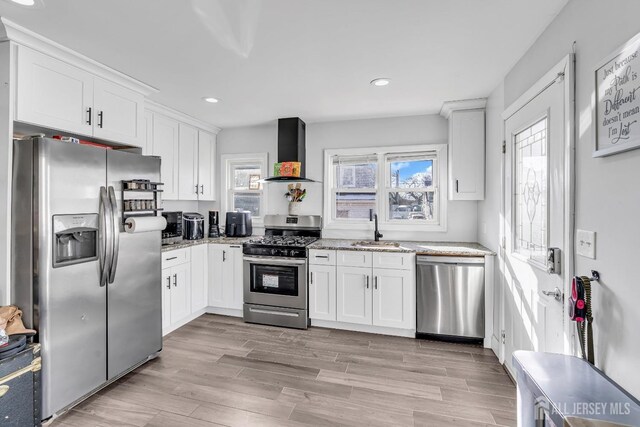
[217,114,479,242]
[481,0,640,398]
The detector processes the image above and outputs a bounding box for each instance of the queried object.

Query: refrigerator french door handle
[107,186,120,284]
[99,187,113,287]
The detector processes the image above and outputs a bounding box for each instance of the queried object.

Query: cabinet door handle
[229,245,241,248]
[200,185,204,194]
[222,251,226,262]
[366,275,369,289]
[456,179,459,193]
[374,276,378,290]
[86,107,92,125]
[173,273,177,287]
[165,256,177,261]
[98,111,104,128]
[315,255,329,259]
[310,272,313,284]
[195,185,198,194]
[166,276,171,289]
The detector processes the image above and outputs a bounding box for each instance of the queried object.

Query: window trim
[221,153,268,226]
[323,144,448,232]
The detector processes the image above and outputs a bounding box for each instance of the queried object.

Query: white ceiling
[0,0,568,128]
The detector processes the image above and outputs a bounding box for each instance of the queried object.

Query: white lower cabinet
[190,244,208,312]
[337,266,372,325]
[161,262,191,334]
[372,268,414,329]
[309,264,337,321]
[312,249,416,332]
[161,268,171,332]
[161,245,209,335]
[208,244,243,310]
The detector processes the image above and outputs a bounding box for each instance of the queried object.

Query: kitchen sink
[351,241,400,248]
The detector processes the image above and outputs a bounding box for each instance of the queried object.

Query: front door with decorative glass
[503,65,568,375]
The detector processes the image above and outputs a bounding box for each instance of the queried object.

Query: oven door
[243,256,307,310]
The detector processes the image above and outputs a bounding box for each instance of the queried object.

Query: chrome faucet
[369,209,383,241]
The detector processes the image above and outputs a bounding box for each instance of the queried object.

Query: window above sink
[324,144,448,232]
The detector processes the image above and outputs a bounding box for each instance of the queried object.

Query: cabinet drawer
[162,247,190,269]
[309,249,336,265]
[373,252,415,270]
[337,250,372,268]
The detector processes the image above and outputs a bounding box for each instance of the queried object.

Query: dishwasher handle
[417,255,484,265]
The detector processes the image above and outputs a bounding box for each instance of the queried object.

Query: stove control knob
[271,249,277,255]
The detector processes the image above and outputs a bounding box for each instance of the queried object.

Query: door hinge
[502,140,506,154]
[501,330,506,344]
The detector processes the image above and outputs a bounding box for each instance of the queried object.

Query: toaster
[225,211,252,237]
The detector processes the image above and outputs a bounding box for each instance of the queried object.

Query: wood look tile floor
[50,315,516,427]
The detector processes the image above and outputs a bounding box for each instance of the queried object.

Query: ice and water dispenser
[53,214,98,267]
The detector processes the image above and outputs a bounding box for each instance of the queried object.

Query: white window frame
[221,153,268,226]
[323,144,448,232]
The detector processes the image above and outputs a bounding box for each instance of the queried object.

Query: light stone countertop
[161,236,251,252]
[308,239,495,257]
[162,237,496,257]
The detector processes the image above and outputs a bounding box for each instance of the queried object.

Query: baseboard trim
[162,308,207,336]
[310,319,415,338]
[205,306,243,318]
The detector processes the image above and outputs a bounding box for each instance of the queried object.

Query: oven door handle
[243,256,307,265]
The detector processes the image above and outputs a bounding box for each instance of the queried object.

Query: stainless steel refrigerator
[11,137,163,420]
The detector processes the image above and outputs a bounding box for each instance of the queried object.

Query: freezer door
[106,150,162,379]
[27,139,108,419]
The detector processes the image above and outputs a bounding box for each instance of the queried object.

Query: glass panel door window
[514,117,548,266]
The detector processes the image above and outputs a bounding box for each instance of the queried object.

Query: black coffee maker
[208,210,221,238]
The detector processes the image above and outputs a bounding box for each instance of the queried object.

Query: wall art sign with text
[594,32,640,157]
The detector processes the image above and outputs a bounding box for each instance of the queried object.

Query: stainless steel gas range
[242,215,322,329]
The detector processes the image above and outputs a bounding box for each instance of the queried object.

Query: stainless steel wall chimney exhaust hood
[263,117,316,182]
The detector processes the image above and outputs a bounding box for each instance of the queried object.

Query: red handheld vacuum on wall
[568,271,599,364]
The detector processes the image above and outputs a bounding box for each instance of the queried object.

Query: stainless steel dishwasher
[416,256,485,340]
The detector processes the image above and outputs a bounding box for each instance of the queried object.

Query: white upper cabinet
[178,123,199,201]
[145,104,219,202]
[152,114,180,200]
[441,99,486,201]
[198,130,216,201]
[92,78,144,145]
[16,46,94,136]
[143,110,153,156]
[15,45,146,146]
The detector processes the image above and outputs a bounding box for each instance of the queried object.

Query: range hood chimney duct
[278,117,306,177]
[265,117,316,182]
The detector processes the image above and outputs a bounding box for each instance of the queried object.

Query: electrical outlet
[576,229,596,259]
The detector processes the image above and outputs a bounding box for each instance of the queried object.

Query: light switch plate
[576,229,596,259]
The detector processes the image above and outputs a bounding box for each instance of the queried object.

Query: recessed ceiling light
[10,0,36,6]
[370,78,391,87]
[203,97,219,103]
